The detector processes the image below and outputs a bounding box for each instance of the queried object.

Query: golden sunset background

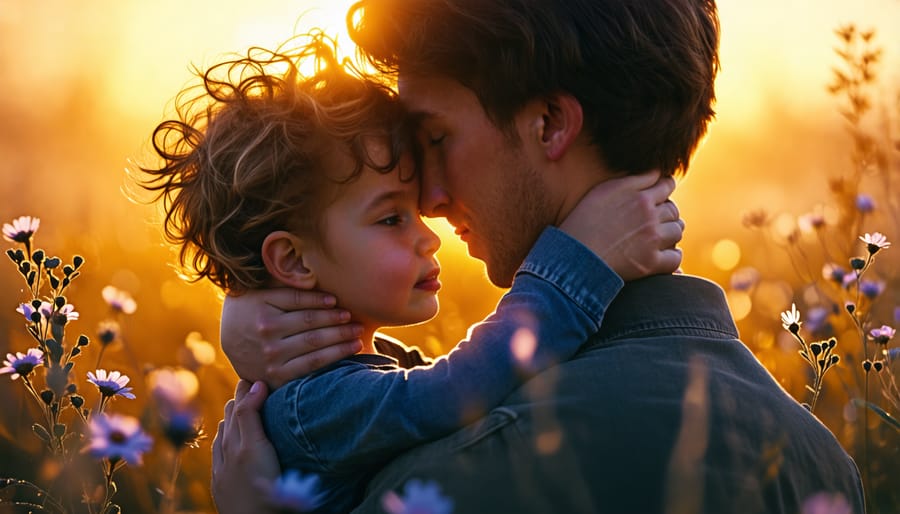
[1,1,899,512]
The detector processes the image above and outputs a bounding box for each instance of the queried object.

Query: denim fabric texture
[354,274,866,514]
[261,227,624,513]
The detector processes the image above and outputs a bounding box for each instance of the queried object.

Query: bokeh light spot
[535,430,562,455]
[511,328,537,365]
[753,280,794,318]
[726,290,752,321]
[711,239,741,271]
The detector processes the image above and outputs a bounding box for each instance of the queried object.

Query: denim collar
[593,274,740,342]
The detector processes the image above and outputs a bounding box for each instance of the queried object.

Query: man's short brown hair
[348,0,719,176]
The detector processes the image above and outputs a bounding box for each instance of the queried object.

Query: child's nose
[417,223,441,256]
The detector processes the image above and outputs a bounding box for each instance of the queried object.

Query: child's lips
[415,269,442,291]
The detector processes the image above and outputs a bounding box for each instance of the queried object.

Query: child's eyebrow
[362,188,412,212]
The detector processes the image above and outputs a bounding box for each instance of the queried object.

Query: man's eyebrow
[405,110,438,127]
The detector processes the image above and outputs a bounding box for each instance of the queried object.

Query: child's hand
[220,289,363,388]
[558,170,684,281]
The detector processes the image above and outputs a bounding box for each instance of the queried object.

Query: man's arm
[266,226,622,476]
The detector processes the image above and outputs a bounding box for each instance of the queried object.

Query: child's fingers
[656,247,684,275]
[658,220,685,250]
[657,199,681,223]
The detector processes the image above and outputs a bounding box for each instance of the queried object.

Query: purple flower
[841,272,857,290]
[167,409,205,448]
[2,216,40,244]
[859,280,885,299]
[16,303,39,322]
[102,286,137,314]
[87,369,136,399]
[888,348,900,361]
[266,470,323,512]
[805,307,833,338]
[86,413,153,465]
[855,194,875,213]
[382,479,454,514]
[0,348,44,380]
[16,301,53,322]
[801,491,852,514]
[798,213,826,231]
[730,267,760,292]
[869,325,895,345]
[51,303,79,325]
[821,263,846,284]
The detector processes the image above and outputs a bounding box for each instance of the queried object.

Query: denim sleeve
[266,226,623,476]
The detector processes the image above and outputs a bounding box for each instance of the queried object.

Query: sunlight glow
[726,290,752,321]
[711,239,741,271]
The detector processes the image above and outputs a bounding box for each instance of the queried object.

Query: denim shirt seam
[516,227,623,324]
[291,377,334,474]
[597,322,738,342]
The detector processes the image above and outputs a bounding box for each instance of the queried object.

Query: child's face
[304,152,442,329]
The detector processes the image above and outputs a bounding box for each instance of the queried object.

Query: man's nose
[418,179,450,218]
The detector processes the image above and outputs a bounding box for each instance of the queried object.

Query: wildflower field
[1,1,899,513]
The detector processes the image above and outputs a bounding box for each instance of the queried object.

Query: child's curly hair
[139,33,411,294]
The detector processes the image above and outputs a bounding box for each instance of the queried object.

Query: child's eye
[428,134,445,146]
[378,215,403,226]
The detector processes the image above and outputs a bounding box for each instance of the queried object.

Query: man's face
[399,75,553,287]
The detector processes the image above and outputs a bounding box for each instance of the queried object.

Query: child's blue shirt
[261,227,623,513]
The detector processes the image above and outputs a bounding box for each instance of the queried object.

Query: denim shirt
[262,227,624,513]
[354,275,866,514]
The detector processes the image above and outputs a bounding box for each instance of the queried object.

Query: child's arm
[221,170,680,386]
[264,226,620,473]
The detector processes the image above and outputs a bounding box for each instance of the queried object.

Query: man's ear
[537,92,584,161]
[261,231,317,289]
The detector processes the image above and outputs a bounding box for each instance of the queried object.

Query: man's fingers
[271,312,358,343]
[234,287,337,311]
[269,341,363,385]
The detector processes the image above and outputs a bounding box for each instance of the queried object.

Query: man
[213,0,865,512]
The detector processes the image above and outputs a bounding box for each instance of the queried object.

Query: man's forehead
[397,73,460,116]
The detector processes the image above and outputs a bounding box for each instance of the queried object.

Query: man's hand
[211,380,280,514]
[221,289,363,389]
[559,170,684,281]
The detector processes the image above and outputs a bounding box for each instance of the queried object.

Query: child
[141,35,677,513]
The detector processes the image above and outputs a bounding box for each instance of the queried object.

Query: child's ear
[261,231,317,289]
[536,92,584,161]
